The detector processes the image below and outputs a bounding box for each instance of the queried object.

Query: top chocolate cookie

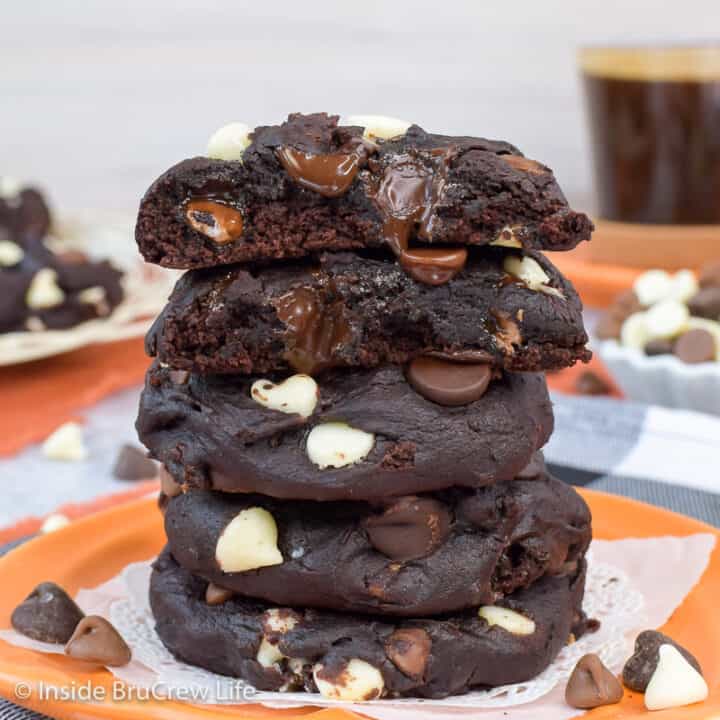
[136,113,593,271]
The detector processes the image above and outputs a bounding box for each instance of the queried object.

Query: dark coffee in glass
[581,47,720,224]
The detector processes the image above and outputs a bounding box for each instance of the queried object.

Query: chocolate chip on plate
[699,260,720,289]
[112,444,158,481]
[574,370,612,396]
[365,497,451,561]
[623,630,702,692]
[688,287,720,320]
[11,582,84,643]
[65,615,132,667]
[674,329,716,364]
[565,653,623,709]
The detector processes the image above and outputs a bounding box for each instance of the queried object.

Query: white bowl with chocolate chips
[595,261,720,416]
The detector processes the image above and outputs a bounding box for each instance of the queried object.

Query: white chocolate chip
[77,286,106,305]
[42,422,87,461]
[207,122,252,161]
[489,226,523,248]
[633,269,673,307]
[256,609,300,668]
[314,658,385,701]
[644,644,708,711]
[344,115,411,141]
[215,507,283,573]
[25,316,46,332]
[40,513,70,534]
[620,312,650,349]
[256,637,284,668]
[478,606,536,635]
[263,608,299,635]
[0,176,22,199]
[503,255,564,298]
[0,240,24,267]
[644,299,689,340]
[26,268,65,310]
[251,374,318,418]
[667,269,699,304]
[306,422,374,469]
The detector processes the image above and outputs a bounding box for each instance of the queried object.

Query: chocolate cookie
[146,248,589,376]
[136,113,593,271]
[136,363,553,501]
[0,182,124,334]
[163,467,591,616]
[151,549,589,699]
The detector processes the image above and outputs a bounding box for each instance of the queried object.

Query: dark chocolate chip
[565,653,623,709]
[406,356,492,406]
[205,583,234,606]
[644,338,675,356]
[365,497,451,561]
[674,329,716,364]
[688,287,720,320]
[596,289,643,340]
[574,370,612,396]
[65,615,132,666]
[622,630,702,692]
[699,260,720,289]
[112,444,158,481]
[11,582,84,644]
[385,628,431,679]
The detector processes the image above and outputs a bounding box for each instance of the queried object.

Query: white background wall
[2,0,719,213]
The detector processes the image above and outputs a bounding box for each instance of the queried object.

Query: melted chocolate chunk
[276,148,361,197]
[385,629,432,679]
[185,200,244,244]
[406,356,493,406]
[273,285,352,375]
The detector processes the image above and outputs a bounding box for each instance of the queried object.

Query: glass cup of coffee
[580,46,720,224]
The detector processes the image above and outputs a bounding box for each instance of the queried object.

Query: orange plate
[0,492,718,720]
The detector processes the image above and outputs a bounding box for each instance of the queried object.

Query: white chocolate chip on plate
[644,644,708,711]
[343,115,411,141]
[42,422,87,461]
[633,269,673,306]
[314,658,385,701]
[620,312,650,349]
[26,268,65,310]
[478,606,536,635]
[0,176,22,199]
[0,240,24,267]
[644,299,689,340]
[251,374,318,418]
[215,507,283,573]
[306,422,374,469]
[40,513,71,534]
[667,269,699,304]
[503,255,563,298]
[207,122,252,161]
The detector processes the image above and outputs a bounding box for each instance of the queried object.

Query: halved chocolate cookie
[136,113,593,271]
[146,248,589,376]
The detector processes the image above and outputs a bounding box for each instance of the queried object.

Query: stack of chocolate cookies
[135,113,594,700]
